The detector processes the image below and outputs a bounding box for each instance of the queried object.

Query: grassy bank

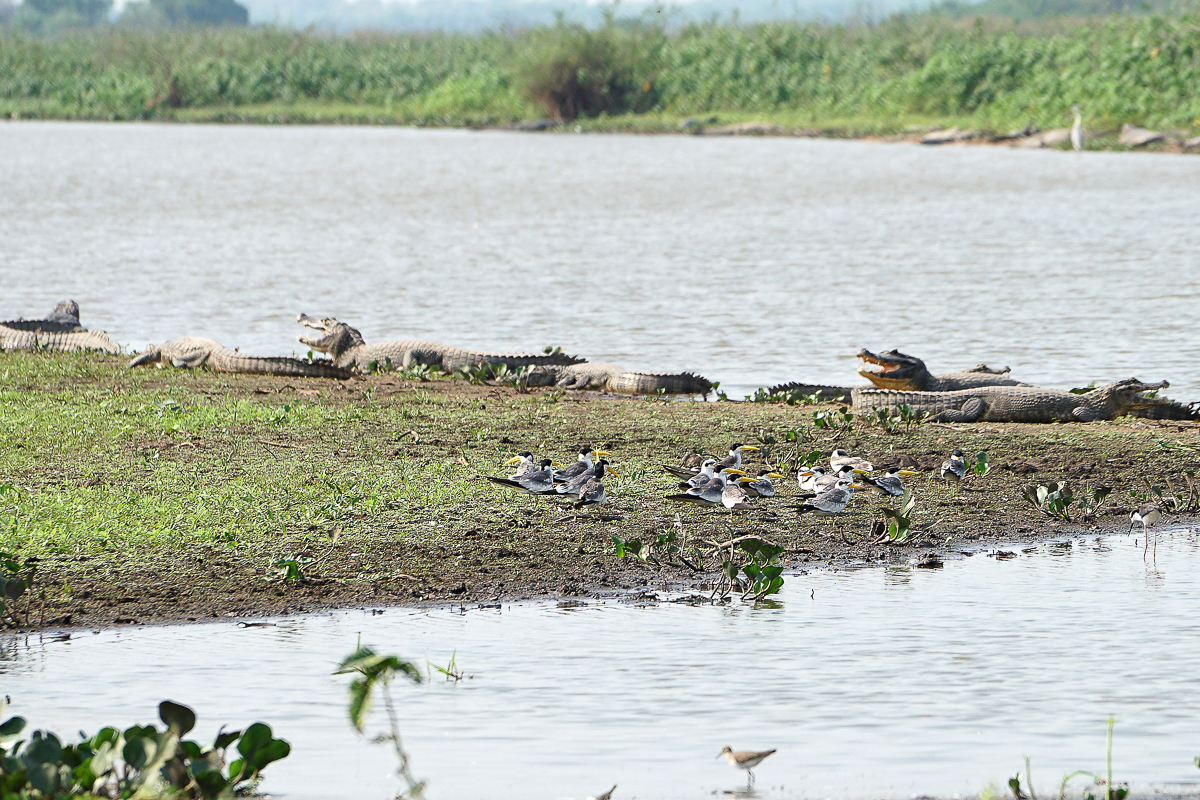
[1,13,1199,138]
[2,352,1198,630]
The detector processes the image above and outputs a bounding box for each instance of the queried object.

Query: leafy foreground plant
[1021,482,1113,522]
[711,537,786,602]
[0,697,289,799]
[335,646,426,799]
[873,489,939,544]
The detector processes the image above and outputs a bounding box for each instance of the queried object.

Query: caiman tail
[0,328,120,354]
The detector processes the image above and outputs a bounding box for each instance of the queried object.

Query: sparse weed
[1021,481,1076,521]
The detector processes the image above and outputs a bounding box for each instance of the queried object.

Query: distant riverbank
[2,14,1198,147]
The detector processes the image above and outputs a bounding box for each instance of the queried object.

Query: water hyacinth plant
[0,698,289,799]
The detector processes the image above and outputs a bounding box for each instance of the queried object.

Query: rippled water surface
[2,121,1199,398]
[7,531,1200,800]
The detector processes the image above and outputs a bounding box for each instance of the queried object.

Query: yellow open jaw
[898,469,920,476]
[504,455,524,465]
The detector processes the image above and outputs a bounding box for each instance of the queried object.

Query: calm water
[7,529,1200,800]
[2,121,1199,399]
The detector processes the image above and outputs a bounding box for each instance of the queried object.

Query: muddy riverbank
[2,352,1198,631]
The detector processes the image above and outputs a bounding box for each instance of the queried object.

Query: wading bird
[1130,502,1164,561]
[719,746,776,786]
[1071,104,1084,152]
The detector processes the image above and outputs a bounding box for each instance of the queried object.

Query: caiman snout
[296,313,336,352]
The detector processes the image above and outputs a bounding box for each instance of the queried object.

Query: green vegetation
[0,10,1198,135]
[336,646,426,799]
[0,698,289,799]
[4,351,1200,627]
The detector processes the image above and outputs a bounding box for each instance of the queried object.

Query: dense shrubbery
[0,12,1197,129]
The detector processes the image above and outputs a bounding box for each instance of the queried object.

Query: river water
[6,529,1200,800]
[2,121,1199,399]
[4,122,1200,799]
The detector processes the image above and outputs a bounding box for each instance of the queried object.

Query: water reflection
[4,530,1200,800]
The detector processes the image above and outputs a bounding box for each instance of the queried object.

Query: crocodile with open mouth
[296,314,585,373]
[767,348,1029,400]
[852,378,1198,422]
[128,337,351,378]
[0,300,120,353]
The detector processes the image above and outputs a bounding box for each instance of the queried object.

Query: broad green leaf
[159,701,196,736]
[193,768,229,799]
[23,731,63,765]
[122,736,155,771]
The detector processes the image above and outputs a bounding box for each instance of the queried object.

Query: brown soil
[10,361,1200,632]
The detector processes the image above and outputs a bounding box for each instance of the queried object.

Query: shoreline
[3,109,1197,154]
[7,519,1192,635]
[3,353,1198,633]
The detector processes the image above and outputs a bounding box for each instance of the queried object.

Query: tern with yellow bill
[739,469,786,498]
[666,468,747,506]
[861,466,920,497]
[555,446,609,483]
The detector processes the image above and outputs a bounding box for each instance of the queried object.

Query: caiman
[296,314,585,373]
[0,300,119,353]
[852,378,1198,422]
[768,348,1027,401]
[1,300,85,332]
[128,337,352,379]
[524,362,714,397]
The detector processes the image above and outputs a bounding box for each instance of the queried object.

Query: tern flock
[483,442,975,524]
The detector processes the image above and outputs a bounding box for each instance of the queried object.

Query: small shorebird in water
[1130,502,1164,561]
[940,450,967,490]
[586,786,616,800]
[719,746,776,786]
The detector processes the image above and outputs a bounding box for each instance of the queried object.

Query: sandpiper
[1130,502,1164,561]
[719,746,776,785]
